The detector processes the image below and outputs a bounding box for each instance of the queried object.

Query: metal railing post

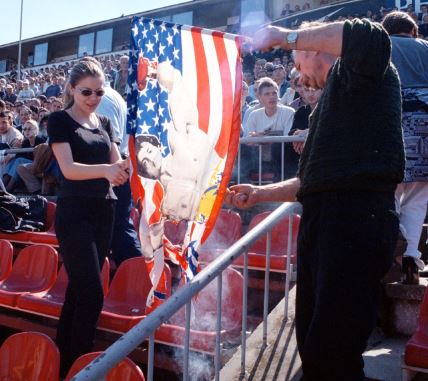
[183,301,191,381]
[215,273,223,381]
[284,214,294,320]
[258,144,262,186]
[147,333,155,381]
[263,230,272,348]
[240,249,249,377]
[281,142,285,181]
[237,144,241,184]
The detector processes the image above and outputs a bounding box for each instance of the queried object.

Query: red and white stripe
[181,26,241,158]
[180,26,242,240]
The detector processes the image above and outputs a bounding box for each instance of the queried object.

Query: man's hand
[226,178,300,207]
[292,129,309,154]
[248,131,265,137]
[223,188,235,206]
[252,26,290,51]
[229,184,259,209]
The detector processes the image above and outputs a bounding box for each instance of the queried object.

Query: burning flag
[126,17,242,310]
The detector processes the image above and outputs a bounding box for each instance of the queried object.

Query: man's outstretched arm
[225,177,301,209]
[253,22,344,57]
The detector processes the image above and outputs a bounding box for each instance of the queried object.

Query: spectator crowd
[238,3,428,182]
[0,4,427,195]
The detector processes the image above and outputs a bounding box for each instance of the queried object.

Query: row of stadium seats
[0,204,300,273]
[0,331,145,381]
[0,241,241,354]
[165,209,300,272]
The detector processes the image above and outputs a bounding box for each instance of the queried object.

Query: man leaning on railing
[241,77,295,183]
[226,18,405,381]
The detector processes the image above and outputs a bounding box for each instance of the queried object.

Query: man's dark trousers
[296,191,398,381]
[112,180,142,266]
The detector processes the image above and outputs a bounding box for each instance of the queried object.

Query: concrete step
[219,285,412,381]
[219,287,302,381]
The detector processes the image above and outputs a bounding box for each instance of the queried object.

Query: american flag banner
[126,16,242,310]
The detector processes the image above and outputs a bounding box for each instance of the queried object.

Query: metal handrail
[72,201,302,381]
[237,135,306,185]
[0,148,34,155]
[240,135,305,144]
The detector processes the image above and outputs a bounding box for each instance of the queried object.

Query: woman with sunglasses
[47,57,129,376]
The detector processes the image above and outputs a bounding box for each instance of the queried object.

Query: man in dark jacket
[227,19,405,381]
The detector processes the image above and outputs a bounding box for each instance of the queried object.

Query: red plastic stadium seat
[0,201,58,246]
[233,212,300,272]
[250,171,276,183]
[0,331,60,381]
[0,229,30,245]
[155,267,243,353]
[30,201,58,246]
[164,219,187,245]
[0,239,13,281]
[0,244,58,307]
[404,287,428,370]
[65,351,145,381]
[17,257,110,318]
[98,257,171,333]
[199,209,242,262]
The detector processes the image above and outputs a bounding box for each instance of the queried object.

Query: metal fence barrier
[237,136,305,185]
[0,148,34,155]
[72,201,302,381]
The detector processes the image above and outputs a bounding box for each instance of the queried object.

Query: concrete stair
[218,285,412,381]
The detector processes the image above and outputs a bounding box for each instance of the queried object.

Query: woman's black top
[47,110,117,199]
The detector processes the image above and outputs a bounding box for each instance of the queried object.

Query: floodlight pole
[17,0,24,79]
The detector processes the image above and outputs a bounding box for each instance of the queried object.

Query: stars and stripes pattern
[127,18,182,156]
[127,16,242,310]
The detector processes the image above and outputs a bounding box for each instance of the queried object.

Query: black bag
[0,192,48,233]
[0,192,29,217]
[0,207,17,231]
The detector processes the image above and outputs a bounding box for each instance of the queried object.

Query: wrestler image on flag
[126,17,242,311]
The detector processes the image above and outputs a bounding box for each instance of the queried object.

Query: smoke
[162,210,243,379]
[239,11,272,53]
[199,210,241,262]
[169,268,235,330]
[167,267,243,379]
[172,350,213,381]
[240,11,270,35]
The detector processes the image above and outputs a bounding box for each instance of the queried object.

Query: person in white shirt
[96,83,142,266]
[244,77,295,137]
[16,80,35,101]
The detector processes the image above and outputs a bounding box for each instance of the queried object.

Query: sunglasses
[23,127,34,131]
[76,87,105,97]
